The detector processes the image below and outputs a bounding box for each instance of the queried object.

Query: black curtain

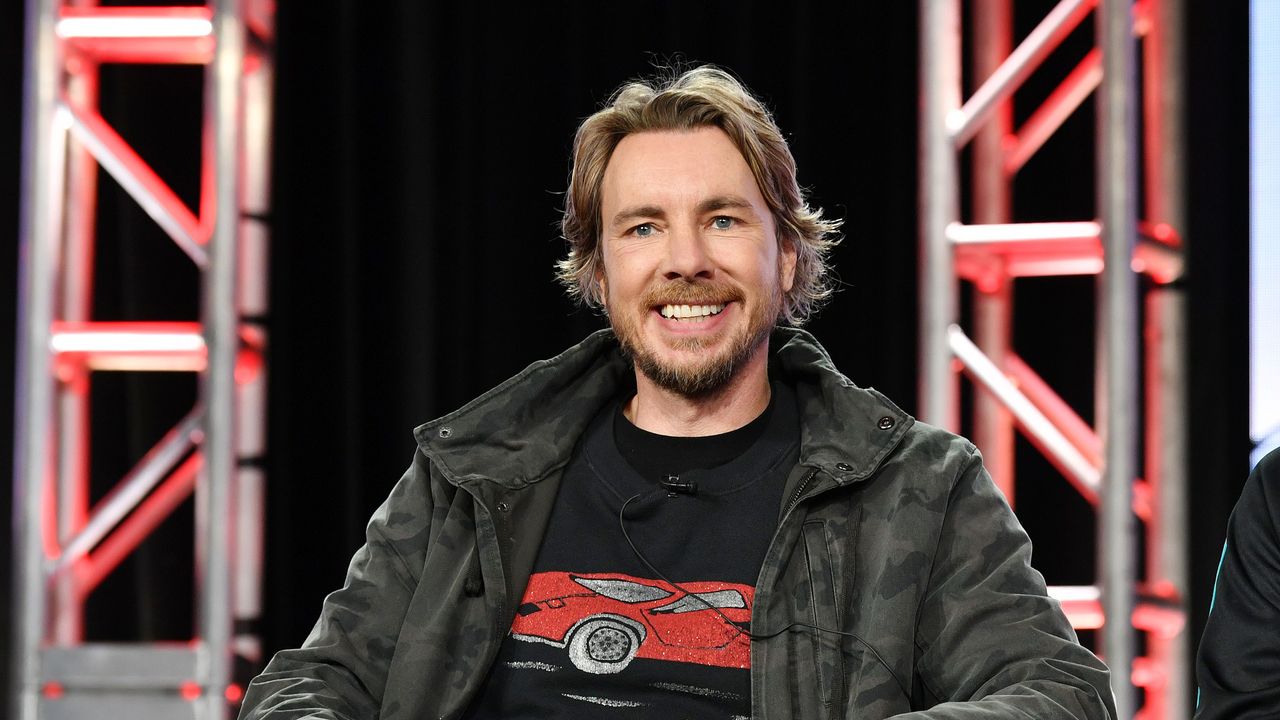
[0,1,1249,710]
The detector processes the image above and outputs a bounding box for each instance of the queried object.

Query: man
[241,66,1114,719]
[1195,446,1280,718]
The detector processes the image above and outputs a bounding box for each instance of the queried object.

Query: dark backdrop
[0,0,1249,710]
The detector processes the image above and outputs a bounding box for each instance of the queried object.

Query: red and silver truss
[12,1,273,718]
[920,0,1187,717]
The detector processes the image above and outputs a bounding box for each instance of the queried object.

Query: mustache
[639,281,742,307]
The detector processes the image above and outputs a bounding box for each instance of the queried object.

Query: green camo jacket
[241,328,1116,719]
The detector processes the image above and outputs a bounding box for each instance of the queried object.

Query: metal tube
[1098,0,1139,713]
[50,320,209,372]
[971,0,1016,505]
[920,0,961,430]
[949,222,1181,282]
[1006,353,1158,524]
[235,13,275,668]
[79,453,203,595]
[1048,585,1106,630]
[53,376,89,644]
[60,38,216,66]
[51,409,202,572]
[1145,0,1189,713]
[1005,49,1103,175]
[55,6,214,38]
[198,0,245,713]
[949,221,1101,244]
[61,100,208,267]
[951,0,1097,147]
[13,0,62,717]
[949,327,1102,499]
[1145,290,1184,720]
[973,282,1015,500]
[52,38,100,645]
[1049,584,1185,639]
[1006,354,1103,466]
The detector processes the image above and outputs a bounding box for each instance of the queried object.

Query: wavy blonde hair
[557,66,841,326]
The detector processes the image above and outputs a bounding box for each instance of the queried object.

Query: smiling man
[241,67,1115,719]
[601,127,794,430]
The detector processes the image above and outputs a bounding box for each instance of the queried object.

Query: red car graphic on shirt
[509,571,754,674]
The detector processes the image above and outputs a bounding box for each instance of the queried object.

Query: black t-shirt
[614,392,774,483]
[462,382,799,719]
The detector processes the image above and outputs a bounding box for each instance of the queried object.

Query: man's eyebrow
[698,195,755,214]
[609,196,758,229]
[610,205,666,228]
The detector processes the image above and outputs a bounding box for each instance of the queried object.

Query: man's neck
[624,343,772,437]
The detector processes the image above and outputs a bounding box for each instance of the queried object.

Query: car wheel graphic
[566,617,643,674]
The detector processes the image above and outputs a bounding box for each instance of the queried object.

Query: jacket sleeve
[891,447,1117,719]
[1195,448,1280,719]
[238,452,435,720]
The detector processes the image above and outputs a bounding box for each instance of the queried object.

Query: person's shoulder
[1240,446,1280,522]
[411,329,621,442]
[890,415,981,471]
[852,408,985,504]
[1255,445,1280,482]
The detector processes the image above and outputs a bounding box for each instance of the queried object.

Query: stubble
[607,278,782,398]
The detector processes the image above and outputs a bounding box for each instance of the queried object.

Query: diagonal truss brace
[59,99,208,266]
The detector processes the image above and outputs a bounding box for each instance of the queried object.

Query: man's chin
[632,353,737,398]
[624,334,769,398]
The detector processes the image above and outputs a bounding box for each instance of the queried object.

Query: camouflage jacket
[241,328,1116,719]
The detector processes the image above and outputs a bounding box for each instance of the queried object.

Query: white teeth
[660,303,727,319]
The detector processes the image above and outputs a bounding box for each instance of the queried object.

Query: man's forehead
[607,127,746,170]
[601,128,766,210]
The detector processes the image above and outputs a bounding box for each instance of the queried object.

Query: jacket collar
[414,327,913,489]
[770,329,913,484]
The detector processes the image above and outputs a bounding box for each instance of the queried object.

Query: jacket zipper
[749,465,826,718]
[782,467,821,519]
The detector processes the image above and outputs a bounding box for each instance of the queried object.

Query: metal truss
[920,0,1187,717]
[12,1,273,718]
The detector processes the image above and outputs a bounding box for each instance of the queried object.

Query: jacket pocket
[802,520,844,718]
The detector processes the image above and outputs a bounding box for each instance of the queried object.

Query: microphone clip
[660,474,697,497]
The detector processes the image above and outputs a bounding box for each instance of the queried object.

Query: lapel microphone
[660,473,697,497]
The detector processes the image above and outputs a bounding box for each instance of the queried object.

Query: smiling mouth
[658,303,728,321]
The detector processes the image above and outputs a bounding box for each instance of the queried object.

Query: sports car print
[509,572,755,674]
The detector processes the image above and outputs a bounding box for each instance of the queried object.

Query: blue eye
[712,217,734,230]
[634,223,654,237]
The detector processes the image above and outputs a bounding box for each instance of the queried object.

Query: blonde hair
[557,66,841,326]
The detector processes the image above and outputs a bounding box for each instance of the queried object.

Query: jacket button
[877,416,895,430]
[496,501,510,512]
[836,462,853,472]
[463,577,483,596]
[438,426,453,439]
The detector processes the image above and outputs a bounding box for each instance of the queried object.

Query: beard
[606,278,783,399]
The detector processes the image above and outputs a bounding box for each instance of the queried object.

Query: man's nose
[662,224,714,281]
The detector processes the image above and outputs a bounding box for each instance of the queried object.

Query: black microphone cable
[617,493,911,700]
